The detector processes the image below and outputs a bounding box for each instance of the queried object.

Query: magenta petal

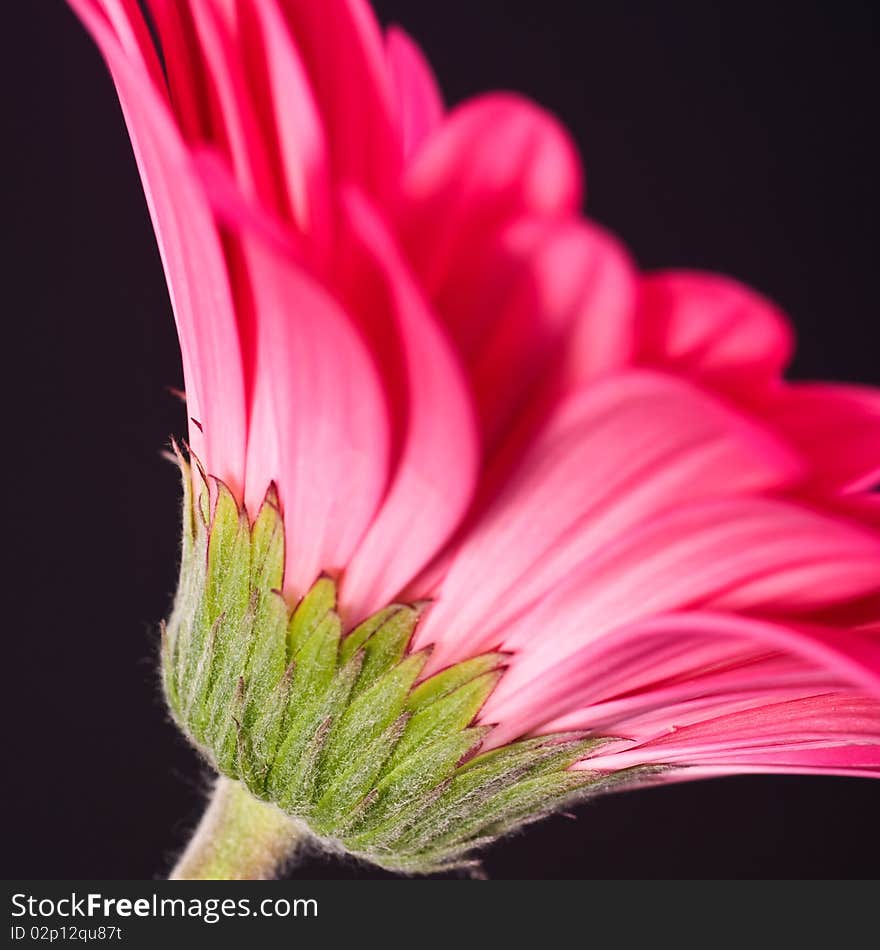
[638,270,794,388]
[757,383,880,493]
[401,93,583,297]
[147,1,217,142]
[464,219,638,451]
[277,0,401,201]
[386,26,444,160]
[238,0,333,257]
[183,1,280,211]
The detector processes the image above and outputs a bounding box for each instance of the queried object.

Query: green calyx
[162,455,618,874]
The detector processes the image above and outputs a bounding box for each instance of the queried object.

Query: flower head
[70,0,880,874]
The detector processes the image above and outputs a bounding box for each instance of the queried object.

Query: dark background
[6,1,879,879]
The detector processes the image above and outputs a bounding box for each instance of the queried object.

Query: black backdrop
[6,1,879,879]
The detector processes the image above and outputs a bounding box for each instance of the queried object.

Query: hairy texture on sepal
[163,457,619,873]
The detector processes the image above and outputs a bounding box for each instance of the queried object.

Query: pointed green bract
[287,577,336,659]
[389,670,501,770]
[163,457,622,874]
[345,605,422,695]
[406,652,506,711]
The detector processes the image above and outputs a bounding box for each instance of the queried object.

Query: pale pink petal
[487,612,880,745]
[653,752,880,780]
[612,748,880,782]
[415,371,804,670]
[485,496,880,714]
[336,190,479,621]
[637,270,793,389]
[400,93,583,298]
[70,0,247,486]
[386,27,444,160]
[575,694,880,773]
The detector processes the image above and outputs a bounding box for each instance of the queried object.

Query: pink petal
[560,224,639,384]
[277,0,401,201]
[414,370,804,670]
[575,694,880,773]
[195,184,393,598]
[637,270,793,389]
[485,495,880,715]
[147,1,216,141]
[616,748,880,782]
[787,495,880,631]
[95,0,165,87]
[235,0,333,260]
[756,383,880,493]
[336,190,479,622]
[460,218,637,452]
[831,493,880,534]
[183,1,280,211]
[70,0,247,486]
[386,27,444,160]
[488,612,880,745]
[658,753,880,780]
[400,93,583,298]
[192,148,305,263]
[243,251,391,597]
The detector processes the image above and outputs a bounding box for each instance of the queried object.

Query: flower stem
[169,777,307,880]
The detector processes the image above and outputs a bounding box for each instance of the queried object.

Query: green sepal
[311,713,411,833]
[352,727,490,843]
[249,486,284,592]
[406,653,507,712]
[264,612,342,802]
[274,652,363,813]
[388,670,501,771]
[286,576,336,660]
[376,734,599,855]
[162,456,629,874]
[336,603,422,700]
[316,651,429,792]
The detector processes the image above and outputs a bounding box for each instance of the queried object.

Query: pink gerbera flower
[69,0,880,878]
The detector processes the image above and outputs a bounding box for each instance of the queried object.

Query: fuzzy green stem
[169,777,308,880]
